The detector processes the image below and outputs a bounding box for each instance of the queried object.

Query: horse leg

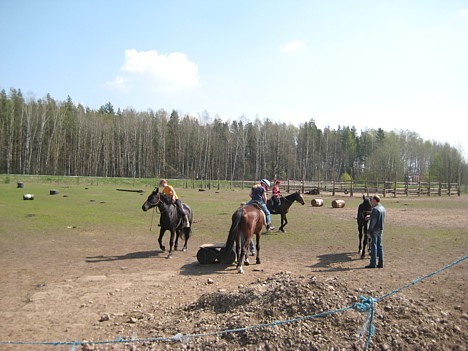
[361,225,369,258]
[255,233,261,265]
[167,229,175,258]
[182,228,189,252]
[365,226,371,255]
[236,238,246,274]
[358,225,363,253]
[158,228,166,252]
[174,230,180,251]
[244,239,250,266]
[279,214,288,233]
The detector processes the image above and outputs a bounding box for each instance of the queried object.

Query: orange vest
[162,185,178,200]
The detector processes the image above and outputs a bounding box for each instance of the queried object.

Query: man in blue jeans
[365,195,386,269]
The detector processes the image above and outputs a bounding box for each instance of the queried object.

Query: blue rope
[0,255,465,351]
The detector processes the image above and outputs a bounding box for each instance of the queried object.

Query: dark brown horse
[357,195,372,258]
[267,191,305,232]
[141,188,192,258]
[220,204,265,274]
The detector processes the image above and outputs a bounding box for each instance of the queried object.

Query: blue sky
[1,1,467,158]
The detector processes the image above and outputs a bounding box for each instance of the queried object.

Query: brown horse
[220,203,265,274]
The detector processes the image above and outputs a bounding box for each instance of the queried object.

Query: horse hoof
[167,254,173,259]
[244,261,250,266]
[237,267,244,274]
[161,246,166,252]
[183,247,187,252]
[256,259,261,264]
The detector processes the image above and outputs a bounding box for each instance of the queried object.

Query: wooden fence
[281,180,460,197]
[0,174,462,197]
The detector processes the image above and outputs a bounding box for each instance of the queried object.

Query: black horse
[141,188,193,258]
[357,195,372,258]
[266,191,305,232]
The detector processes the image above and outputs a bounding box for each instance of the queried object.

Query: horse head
[142,187,161,211]
[295,191,305,205]
[360,195,372,215]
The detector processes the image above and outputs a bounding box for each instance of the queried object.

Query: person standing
[365,195,386,268]
[159,179,190,228]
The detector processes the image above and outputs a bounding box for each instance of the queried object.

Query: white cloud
[104,75,129,92]
[281,40,305,53]
[107,49,201,92]
[460,9,468,18]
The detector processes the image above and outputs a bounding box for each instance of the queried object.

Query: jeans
[246,200,271,224]
[369,231,384,267]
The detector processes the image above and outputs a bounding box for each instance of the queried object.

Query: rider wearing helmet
[247,179,274,231]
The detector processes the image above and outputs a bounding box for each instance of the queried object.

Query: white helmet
[260,179,270,188]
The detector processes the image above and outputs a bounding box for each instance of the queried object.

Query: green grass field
[1,179,466,258]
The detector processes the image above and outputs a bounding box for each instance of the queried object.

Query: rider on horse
[271,179,282,210]
[159,179,190,228]
[247,179,275,231]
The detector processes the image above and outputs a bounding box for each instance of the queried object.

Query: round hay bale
[197,247,218,264]
[218,247,236,265]
[17,182,24,188]
[50,189,59,195]
[23,194,34,200]
[311,198,324,207]
[332,199,346,208]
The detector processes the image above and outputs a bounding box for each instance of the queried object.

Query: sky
[1,1,467,159]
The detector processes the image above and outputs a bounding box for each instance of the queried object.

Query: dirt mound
[91,272,466,350]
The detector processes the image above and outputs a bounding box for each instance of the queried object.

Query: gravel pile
[90,272,466,351]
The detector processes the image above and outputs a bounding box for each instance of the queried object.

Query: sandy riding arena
[0,184,466,350]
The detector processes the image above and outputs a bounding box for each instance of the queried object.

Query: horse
[357,195,372,258]
[219,203,265,274]
[141,187,193,258]
[266,191,305,232]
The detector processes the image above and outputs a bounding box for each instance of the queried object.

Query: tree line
[1,88,466,186]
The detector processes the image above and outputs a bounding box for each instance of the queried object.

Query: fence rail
[0,174,462,197]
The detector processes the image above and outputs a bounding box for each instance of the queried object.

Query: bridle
[283,192,304,205]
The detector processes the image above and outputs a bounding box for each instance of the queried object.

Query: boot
[184,215,190,228]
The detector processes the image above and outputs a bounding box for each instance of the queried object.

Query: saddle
[267,198,281,213]
[249,201,263,211]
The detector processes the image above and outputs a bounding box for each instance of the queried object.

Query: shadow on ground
[308,252,365,272]
[85,250,163,262]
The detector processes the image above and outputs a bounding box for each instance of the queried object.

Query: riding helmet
[260,179,271,188]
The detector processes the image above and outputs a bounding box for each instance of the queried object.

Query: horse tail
[220,207,243,263]
[180,205,193,241]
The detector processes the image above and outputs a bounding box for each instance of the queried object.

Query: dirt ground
[0,195,467,350]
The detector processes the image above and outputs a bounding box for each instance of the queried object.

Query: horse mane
[159,193,173,205]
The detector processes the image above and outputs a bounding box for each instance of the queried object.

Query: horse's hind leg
[255,233,261,265]
[237,248,246,274]
[167,230,175,258]
[237,241,248,274]
[174,231,180,251]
